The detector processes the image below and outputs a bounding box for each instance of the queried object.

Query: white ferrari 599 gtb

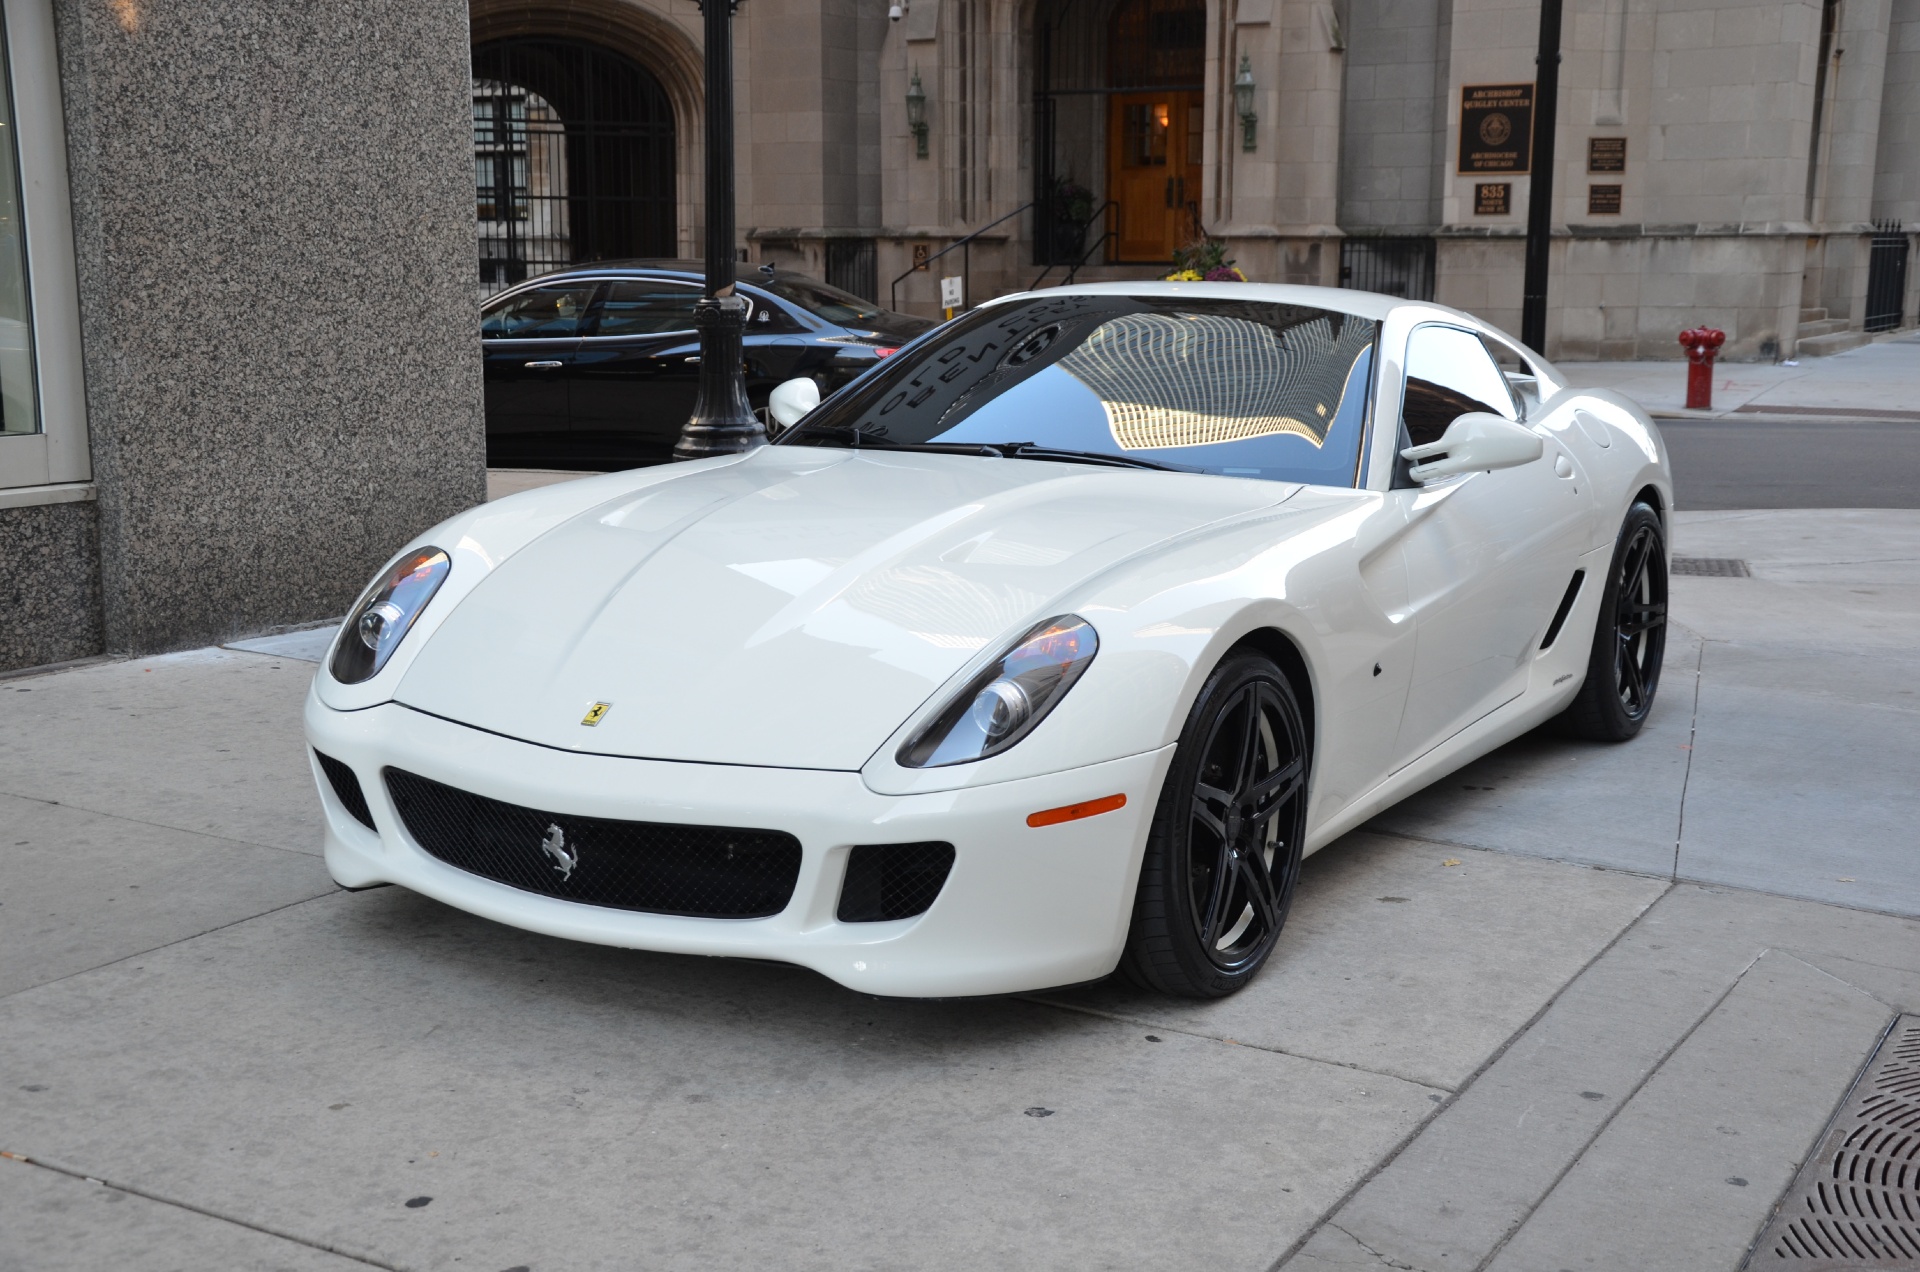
[306,283,1671,999]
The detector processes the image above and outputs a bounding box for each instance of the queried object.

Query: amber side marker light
[1027,793,1127,828]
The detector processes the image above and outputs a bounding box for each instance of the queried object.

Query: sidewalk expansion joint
[0,786,325,862]
[1018,996,1450,1092]
[1329,1221,1426,1270]
[1672,635,1707,880]
[1469,948,1770,1272]
[1265,879,1678,1272]
[1,1152,407,1270]
[0,890,340,1003]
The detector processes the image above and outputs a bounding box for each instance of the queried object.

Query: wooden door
[1107,91,1201,262]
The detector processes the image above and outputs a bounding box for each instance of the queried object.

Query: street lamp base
[673,294,766,459]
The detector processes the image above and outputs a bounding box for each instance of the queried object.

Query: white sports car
[306,283,1671,999]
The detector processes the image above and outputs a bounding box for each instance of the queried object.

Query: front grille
[384,769,802,919]
[837,842,956,922]
[315,751,375,830]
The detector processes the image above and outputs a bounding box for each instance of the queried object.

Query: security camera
[889,2,903,19]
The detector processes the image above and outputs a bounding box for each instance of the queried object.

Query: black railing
[1031,200,1118,289]
[1339,236,1436,301]
[890,203,1034,314]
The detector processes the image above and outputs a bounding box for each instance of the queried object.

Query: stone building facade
[471,0,1919,364]
[0,0,482,673]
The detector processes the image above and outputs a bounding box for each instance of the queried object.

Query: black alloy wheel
[1563,501,1669,741]
[1121,654,1310,998]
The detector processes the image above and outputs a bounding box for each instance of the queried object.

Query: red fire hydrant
[1678,326,1725,410]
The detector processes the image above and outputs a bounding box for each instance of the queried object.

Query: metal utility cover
[1673,556,1752,577]
[1744,1015,1920,1267]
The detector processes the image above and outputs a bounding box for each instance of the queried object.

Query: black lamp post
[674,0,765,459]
[1520,0,1564,355]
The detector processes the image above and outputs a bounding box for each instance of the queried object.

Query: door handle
[1164,177,1173,208]
[523,360,563,369]
[683,356,701,363]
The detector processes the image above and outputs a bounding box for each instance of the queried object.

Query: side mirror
[768,376,821,428]
[1402,412,1543,483]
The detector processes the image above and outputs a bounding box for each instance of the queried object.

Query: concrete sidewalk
[2,510,1916,1271]
[1560,328,1920,419]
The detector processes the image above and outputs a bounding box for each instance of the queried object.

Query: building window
[0,12,36,439]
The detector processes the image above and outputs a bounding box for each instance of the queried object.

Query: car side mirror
[768,376,821,428]
[1401,412,1543,483]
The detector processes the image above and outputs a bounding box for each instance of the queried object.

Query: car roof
[984,280,1409,323]
[499,261,814,288]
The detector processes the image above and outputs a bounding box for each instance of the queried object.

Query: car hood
[396,447,1293,769]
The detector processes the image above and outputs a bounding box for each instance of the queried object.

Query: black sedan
[482,261,935,469]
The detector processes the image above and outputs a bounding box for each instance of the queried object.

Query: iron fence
[1865,220,1910,333]
[1340,237,1436,301]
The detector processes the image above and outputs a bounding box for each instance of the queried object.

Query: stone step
[1799,307,1829,323]
[1798,329,1872,357]
[1796,318,1848,338]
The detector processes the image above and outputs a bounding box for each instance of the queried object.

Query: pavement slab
[0,649,323,855]
[0,886,1434,1272]
[1280,885,1920,1272]
[0,792,335,998]
[1,1158,371,1272]
[1038,832,1667,1091]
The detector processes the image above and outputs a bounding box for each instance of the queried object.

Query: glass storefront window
[0,14,35,438]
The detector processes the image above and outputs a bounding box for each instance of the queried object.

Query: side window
[589,280,702,337]
[481,283,598,339]
[1479,336,1536,417]
[1400,325,1517,448]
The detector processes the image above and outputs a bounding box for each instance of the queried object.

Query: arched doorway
[1031,0,1205,267]
[472,38,677,291]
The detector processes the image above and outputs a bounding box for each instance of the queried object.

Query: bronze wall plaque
[1458,83,1534,174]
[1475,183,1511,215]
[1587,184,1623,215]
[1588,137,1626,173]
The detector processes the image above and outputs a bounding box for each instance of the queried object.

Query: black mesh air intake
[837,842,956,923]
[384,768,802,919]
[315,751,375,830]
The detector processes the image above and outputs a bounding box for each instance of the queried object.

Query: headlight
[329,547,451,684]
[898,616,1098,768]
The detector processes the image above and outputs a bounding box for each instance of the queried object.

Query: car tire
[1120,653,1310,999]
[1561,501,1669,742]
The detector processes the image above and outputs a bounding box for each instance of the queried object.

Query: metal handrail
[889,202,1034,313]
[1030,199,1119,290]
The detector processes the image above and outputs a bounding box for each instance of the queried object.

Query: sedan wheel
[1121,654,1309,998]
[1563,501,1669,741]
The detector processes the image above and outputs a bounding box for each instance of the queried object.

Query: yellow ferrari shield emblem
[581,701,612,727]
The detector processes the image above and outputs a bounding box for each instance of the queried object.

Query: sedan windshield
[779,293,1378,486]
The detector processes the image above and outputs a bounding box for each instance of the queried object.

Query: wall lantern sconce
[906,68,929,158]
[1233,54,1258,152]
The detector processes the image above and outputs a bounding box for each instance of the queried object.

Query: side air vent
[837,842,957,923]
[1540,570,1586,650]
[315,751,376,830]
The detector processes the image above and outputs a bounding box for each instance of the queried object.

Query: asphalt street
[1662,414,1920,509]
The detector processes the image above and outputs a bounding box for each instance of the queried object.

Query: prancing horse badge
[581,701,612,727]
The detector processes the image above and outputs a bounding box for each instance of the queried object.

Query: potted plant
[1048,177,1095,262]
[1164,236,1248,282]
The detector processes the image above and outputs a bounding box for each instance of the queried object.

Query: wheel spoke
[1232,688,1263,797]
[1248,756,1305,820]
[1237,845,1281,934]
[1618,639,1645,707]
[1198,842,1237,949]
[1191,796,1228,841]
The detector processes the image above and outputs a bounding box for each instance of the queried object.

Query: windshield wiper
[783,424,998,457]
[990,443,1185,472]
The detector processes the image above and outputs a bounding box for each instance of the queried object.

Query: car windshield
[761,276,893,328]
[779,293,1378,486]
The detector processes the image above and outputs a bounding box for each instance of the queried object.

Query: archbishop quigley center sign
[1458,83,1534,175]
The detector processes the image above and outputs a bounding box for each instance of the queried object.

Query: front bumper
[305,695,1173,997]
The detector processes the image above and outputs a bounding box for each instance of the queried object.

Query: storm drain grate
[1673,556,1752,577]
[1745,1016,1920,1268]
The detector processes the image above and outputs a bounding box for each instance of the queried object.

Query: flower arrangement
[1164,236,1247,282]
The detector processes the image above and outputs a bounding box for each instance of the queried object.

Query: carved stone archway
[469,0,705,260]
